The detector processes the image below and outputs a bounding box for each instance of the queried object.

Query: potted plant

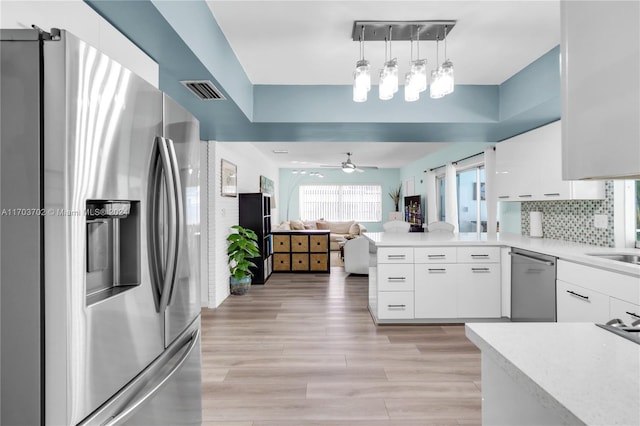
[389,184,402,212]
[226,225,261,295]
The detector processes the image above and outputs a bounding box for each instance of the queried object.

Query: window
[457,166,486,233]
[299,184,382,222]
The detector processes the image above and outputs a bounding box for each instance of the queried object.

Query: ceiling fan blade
[358,166,379,169]
[319,165,341,168]
[355,168,365,173]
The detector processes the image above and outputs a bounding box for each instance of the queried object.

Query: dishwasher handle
[509,251,555,266]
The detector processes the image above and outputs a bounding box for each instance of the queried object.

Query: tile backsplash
[521,181,614,247]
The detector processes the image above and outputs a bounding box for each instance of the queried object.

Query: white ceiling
[207,0,561,168]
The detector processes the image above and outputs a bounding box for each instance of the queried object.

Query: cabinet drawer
[414,247,457,264]
[457,247,500,263]
[378,264,414,291]
[273,235,290,252]
[378,292,414,319]
[309,235,328,252]
[556,279,609,323]
[291,253,309,271]
[309,253,328,271]
[610,298,640,325]
[377,247,414,264]
[291,235,309,252]
[273,253,290,271]
[557,260,640,304]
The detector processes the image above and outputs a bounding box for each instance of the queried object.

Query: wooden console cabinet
[272,230,330,273]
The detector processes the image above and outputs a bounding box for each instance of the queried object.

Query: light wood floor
[200,264,482,426]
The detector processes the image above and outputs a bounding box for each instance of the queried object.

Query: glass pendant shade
[353,59,370,102]
[429,69,445,99]
[439,60,454,95]
[354,59,371,92]
[404,72,419,102]
[411,59,427,93]
[383,58,399,94]
[378,68,394,100]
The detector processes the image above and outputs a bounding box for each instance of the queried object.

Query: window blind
[299,184,382,222]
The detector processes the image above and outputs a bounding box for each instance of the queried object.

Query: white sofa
[343,236,375,275]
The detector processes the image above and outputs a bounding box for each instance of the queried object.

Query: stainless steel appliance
[510,248,557,322]
[1,28,201,425]
[597,319,640,345]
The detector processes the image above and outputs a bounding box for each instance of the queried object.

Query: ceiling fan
[320,152,379,173]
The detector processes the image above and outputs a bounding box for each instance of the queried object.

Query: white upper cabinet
[561,1,640,180]
[495,121,605,201]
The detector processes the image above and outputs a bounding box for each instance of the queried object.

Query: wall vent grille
[180,80,225,100]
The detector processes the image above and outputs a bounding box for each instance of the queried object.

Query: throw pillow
[302,220,318,230]
[348,222,361,235]
[290,220,305,230]
[316,221,330,230]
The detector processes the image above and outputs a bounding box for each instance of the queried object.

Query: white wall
[203,142,279,308]
[0,0,158,87]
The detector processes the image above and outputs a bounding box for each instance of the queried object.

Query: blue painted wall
[279,168,401,232]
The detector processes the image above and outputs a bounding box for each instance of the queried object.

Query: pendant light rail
[351,20,456,42]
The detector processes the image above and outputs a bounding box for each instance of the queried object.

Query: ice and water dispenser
[86,200,140,305]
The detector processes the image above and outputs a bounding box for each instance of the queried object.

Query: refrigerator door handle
[95,328,200,426]
[164,137,184,307]
[155,136,178,315]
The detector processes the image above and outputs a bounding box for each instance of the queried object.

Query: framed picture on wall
[221,159,237,197]
[260,175,276,208]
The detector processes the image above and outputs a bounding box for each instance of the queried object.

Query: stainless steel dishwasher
[510,248,557,322]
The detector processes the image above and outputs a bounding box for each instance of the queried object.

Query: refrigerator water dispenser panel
[86,200,140,306]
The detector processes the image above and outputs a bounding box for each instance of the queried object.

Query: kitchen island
[466,322,640,425]
[364,232,640,324]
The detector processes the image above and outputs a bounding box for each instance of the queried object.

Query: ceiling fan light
[342,167,355,174]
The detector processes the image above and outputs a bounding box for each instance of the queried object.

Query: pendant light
[439,25,454,96]
[353,25,371,102]
[379,34,396,100]
[430,38,445,99]
[411,26,428,93]
[404,32,419,102]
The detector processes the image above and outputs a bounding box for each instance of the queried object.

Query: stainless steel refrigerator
[1,28,202,425]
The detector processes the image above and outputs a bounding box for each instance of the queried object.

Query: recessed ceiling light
[272,150,289,154]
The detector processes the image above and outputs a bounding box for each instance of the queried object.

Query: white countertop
[465,322,640,426]
[363,231,640,277]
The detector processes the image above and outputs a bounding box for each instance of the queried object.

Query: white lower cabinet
[378,292,414,319]
[458,264,501,318]
[610,297,640,325]
[414,264,457,318]
[556,279,610,323]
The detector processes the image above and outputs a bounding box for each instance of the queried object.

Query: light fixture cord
[360,25,365,61]
[384,37,388,62]
[416,25,420,60]
[444,25,448,59]
[409,26,414,64]
[389,26,393,59]
[436,37,440,65]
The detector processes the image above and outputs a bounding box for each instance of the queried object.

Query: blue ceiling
[85,0,561,143]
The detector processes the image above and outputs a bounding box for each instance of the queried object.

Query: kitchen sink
[586,253,640,265]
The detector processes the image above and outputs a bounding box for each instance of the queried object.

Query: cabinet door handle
[387,277,406,281]
[427,254,446,258]
[626,311,640,320]
[387,304,406,309]
[428,268,446,272]
[544,193,561,197]
[518,194,533,198]
[498,195,510,199]
[387,254,406,259]
[471,268,490,273]
[471,254,489,258]
[567,290,589,301]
